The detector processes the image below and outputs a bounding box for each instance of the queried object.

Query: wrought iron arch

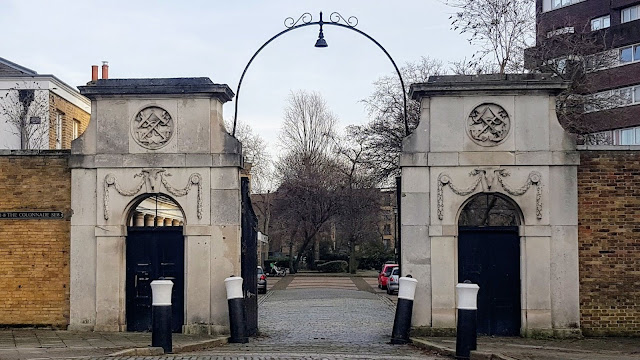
[232,11,409,136]
[458,193,523,227]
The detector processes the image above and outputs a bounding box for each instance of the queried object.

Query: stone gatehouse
[68,78,243,334]
[0,75,637,336]
[400,74,638,337]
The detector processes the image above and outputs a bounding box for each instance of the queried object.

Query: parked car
[378,263,398,290]
[257,266,267,294]
[386,266,400,295]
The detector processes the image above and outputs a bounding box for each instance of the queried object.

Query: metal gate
[126,226,184,332]
[241,177,258,336]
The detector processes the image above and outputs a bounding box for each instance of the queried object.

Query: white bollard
[391,276,418,344]
[224,276,247,343]
[150,280,173,353]
[455,281,480,359]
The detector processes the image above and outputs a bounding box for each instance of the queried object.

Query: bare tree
[273,153,342,273]
[450,57,499,75]
[272,90,342,273]
[279,90,337,167]
[0,83,50,149]
[333,137,382,273]
[447,0,535,73]
[526,27,622,137]
[228,119,274,193]
[352,57,446,185]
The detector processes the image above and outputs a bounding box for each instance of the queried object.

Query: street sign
[0,211,64,219]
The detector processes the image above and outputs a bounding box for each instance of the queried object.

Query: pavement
[1,273,639,360]
[414,336,640,360]
[0,330,224,359]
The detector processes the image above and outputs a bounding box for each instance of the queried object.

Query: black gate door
[126,226,184,332]
[241,177,258,336]
[458,227,520,336]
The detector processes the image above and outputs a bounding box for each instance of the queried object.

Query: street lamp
[315,12,328,48]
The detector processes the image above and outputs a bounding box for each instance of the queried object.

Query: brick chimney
[101,61,109,79]
[91,65,98,82]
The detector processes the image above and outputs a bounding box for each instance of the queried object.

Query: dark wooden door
[458,227,520,336]
[126,227,184,332]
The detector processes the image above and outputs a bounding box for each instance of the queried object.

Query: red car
[378,263,398,289]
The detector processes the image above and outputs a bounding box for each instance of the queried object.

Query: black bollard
[224,276,248,344]
[390,275,418,344]
[150,280,173,354]
[455,281,479,360]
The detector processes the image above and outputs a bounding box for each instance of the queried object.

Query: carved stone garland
[103,169,202,220]
[437,169,542,220]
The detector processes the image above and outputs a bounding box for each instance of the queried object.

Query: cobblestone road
[177,277,443,360]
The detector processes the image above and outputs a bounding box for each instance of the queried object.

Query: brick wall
[0,151,71,327]
[578,150,640,336]
[48,92,90,149]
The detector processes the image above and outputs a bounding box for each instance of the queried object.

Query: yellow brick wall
[48,93,90,149]
[0,152,71,327]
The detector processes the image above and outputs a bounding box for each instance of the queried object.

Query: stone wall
[578,149,640,336]
[0,151,71,326]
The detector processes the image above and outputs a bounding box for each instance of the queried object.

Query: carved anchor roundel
[467,103,510,146]
[131,106,174,150]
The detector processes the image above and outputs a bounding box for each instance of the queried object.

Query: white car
[386,267,400,295]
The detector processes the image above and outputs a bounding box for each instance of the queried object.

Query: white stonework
[69,78,241,334]
[401,75,580,337]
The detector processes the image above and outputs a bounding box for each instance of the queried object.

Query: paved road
[177,276,442,360]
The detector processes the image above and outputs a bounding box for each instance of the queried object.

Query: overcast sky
[1,0,478,156]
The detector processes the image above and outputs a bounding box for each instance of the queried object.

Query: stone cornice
[410,74,569,100]
[79,78,234,103]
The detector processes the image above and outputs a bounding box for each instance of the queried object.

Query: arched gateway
[125,194,185,332]
[458,193,522,336]
[400,74,581,338]
[69,78,244,334]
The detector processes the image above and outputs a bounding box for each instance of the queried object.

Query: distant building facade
[526,0,640,143]
[0,57,90,150]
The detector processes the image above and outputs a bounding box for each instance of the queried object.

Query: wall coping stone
[577,145,640,151]
[0,149,70,156]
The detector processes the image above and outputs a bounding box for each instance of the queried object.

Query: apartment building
[526,0,640,144]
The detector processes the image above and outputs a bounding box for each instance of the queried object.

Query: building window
[551,0,583,10]
[616,127,640,145]
[55,112,63,149]
[383,224,391,236]
[622,5,640,23]
[72,119,80,139]
[620,45,640,63]
[584,85,640,112]
[383,239,390,250]
[591,15,610,31]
